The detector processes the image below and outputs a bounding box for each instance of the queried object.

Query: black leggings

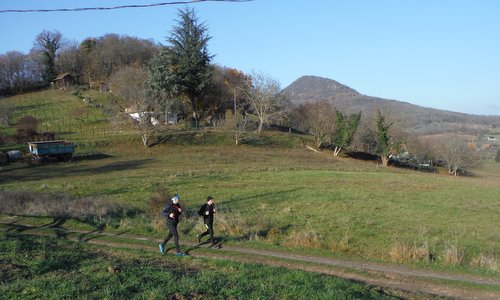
[199,222,215,244]
[162,222,181,253]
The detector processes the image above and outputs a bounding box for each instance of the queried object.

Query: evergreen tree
[375,110,392,166]
[149,8,213,127]
[332,110,361,155]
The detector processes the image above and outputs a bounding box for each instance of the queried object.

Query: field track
[2,219,500,300]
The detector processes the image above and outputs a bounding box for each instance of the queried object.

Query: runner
[197,196,219,248]
[159,194,186,256]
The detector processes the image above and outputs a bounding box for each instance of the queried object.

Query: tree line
[0,30,158,96]
[0,8,484,175]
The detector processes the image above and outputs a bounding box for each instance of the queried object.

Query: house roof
[54,73,74,81]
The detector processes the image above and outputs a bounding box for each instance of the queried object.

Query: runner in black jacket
[159,194,186,256]
[197,196,218,248]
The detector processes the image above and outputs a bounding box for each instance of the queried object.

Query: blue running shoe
[159,244,164,253]
[175,252,186,256]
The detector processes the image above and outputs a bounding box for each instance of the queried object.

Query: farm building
[53,73,78,90]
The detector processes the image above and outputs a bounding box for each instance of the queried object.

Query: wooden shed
[53,73,77,90]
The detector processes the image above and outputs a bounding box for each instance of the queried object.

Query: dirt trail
[2,220,500,300]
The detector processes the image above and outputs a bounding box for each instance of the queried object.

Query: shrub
[495,149,500,162]
[15,115,39,141]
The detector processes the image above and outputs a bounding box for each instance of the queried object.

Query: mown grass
[1,89,499,277]
[0,232,396,299]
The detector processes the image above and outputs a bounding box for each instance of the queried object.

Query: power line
[0,0,252,14]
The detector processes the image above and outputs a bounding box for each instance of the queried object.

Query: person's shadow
[185,237,224,255]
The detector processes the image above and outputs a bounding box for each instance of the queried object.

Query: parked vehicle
[27,140,75,162]
[6,150,22,162]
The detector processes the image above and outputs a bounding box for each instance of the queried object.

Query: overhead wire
[0,0,252,14]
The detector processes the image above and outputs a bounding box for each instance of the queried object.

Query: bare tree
[109,66,160,147]
[246,71,286,134]
[434,135,479,176]
[0,51,27,94]
[297,100,336,148]
[221,68,249,144]
[0,51,44,95]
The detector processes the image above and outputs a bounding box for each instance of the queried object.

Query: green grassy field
[1,89,499,279]
[0,232,396,299]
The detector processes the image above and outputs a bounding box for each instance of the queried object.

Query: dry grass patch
[442,242,465,266]
[389,241,431,263]
[282,225,323,248]
[470,253,499,272]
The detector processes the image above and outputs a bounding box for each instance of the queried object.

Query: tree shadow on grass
[72,153,113,162]
[3,217,70,239]
[0,158,155,184]
[1,216,132,244]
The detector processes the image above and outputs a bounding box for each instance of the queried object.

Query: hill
[282,75,500,134]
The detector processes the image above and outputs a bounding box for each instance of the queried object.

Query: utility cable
[0,0,252,14]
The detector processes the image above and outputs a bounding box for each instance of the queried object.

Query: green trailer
[27,140,75,162]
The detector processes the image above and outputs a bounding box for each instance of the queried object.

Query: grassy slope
[1,89,499,277]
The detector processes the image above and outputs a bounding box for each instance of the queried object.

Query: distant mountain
[282,76,500,134]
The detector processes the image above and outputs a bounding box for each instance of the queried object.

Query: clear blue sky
[1,0,499,116]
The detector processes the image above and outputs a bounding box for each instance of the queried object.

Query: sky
[1,0,499,116]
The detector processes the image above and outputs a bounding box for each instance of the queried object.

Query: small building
[125,105,177,125]
[89,80,108,92]
[53,73,77,90]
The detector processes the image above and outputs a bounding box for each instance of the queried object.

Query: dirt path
[2,220,500,300]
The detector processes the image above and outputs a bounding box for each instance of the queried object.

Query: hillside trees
[0,51,29,95]
[295,102,360,151]
[55,41,84,79]
[80,38,97,84]
[33,30,66,84]
[149,8,213,128]
[246,71,287,134]
[79,35,158,84]
[0,51,44,95]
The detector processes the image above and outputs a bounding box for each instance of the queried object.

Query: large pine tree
[149,8,213,127]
